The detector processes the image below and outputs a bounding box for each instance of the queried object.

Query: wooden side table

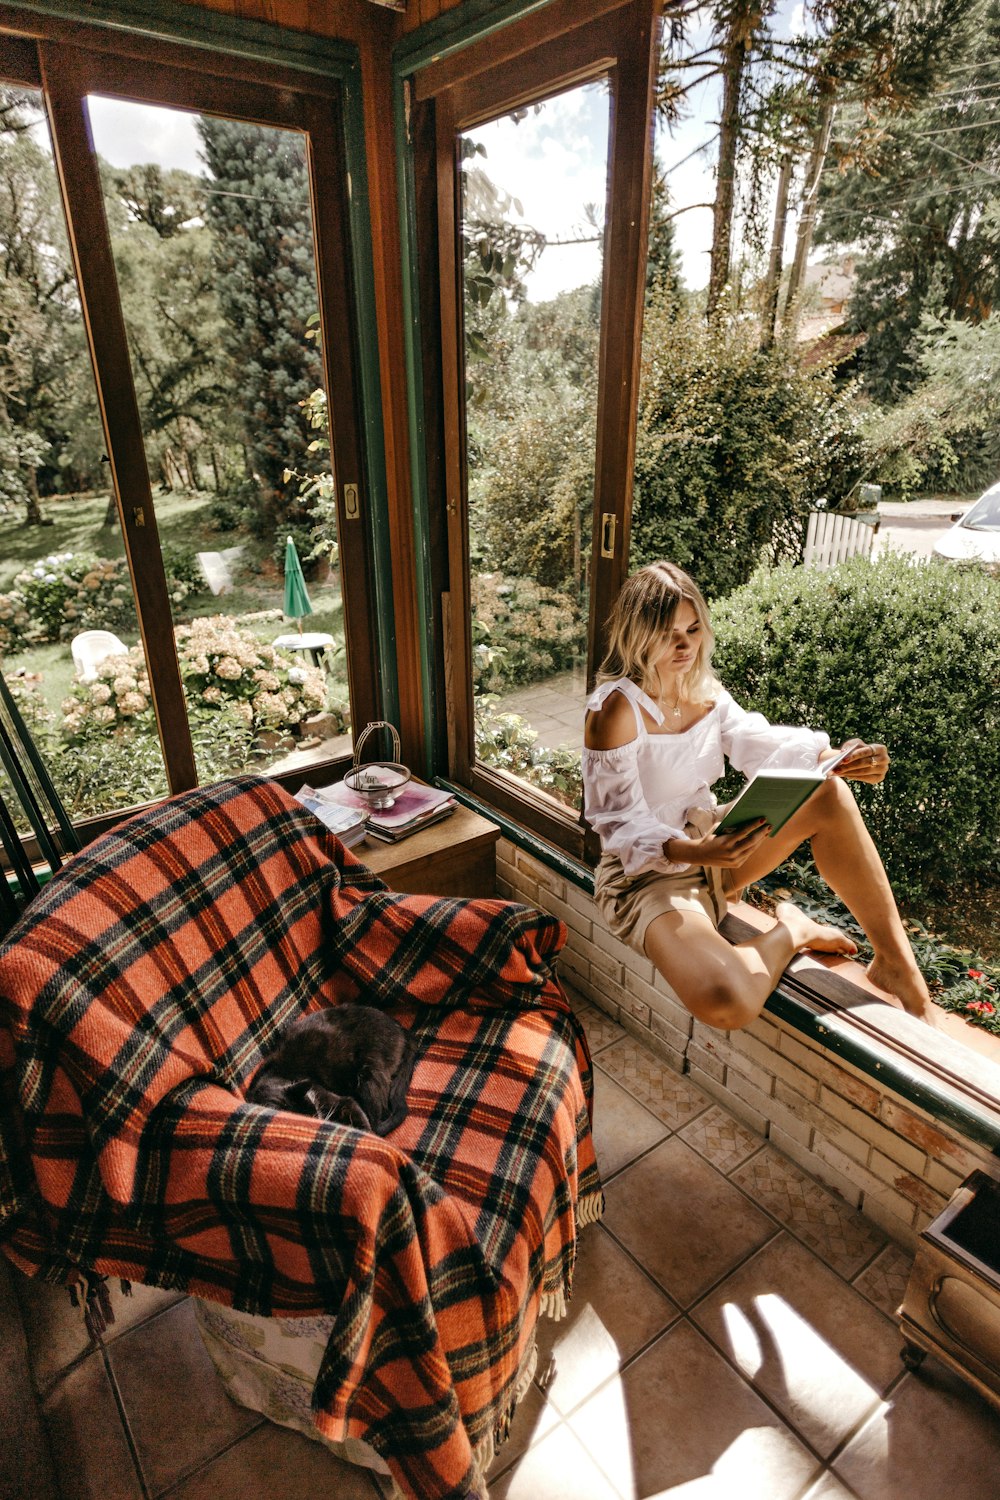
[358,801,500,898]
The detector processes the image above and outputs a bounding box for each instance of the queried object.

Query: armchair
[0,775,601,1500]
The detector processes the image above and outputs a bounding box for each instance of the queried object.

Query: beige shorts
[594,810,740,956]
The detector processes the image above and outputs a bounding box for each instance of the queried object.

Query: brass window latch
[600,512,616,558]
[344,483,360,520]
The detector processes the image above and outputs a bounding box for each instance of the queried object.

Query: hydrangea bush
[0,592,31,654]
[61,617,328,740]
[1,549,199,646]
[175,616,327,731]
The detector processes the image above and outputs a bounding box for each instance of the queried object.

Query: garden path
[495,665,586,751]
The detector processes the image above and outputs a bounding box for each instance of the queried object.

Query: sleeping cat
[246,1004,417,1136]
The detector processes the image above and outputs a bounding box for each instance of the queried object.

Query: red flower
[966,1000,995,1017]
[968,969,984,980]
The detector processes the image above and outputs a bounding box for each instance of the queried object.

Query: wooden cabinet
[358,802,499,898]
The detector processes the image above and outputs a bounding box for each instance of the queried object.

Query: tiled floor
[14,994,1000,1500]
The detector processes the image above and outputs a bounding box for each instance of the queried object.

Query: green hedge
[711,554,1000,901]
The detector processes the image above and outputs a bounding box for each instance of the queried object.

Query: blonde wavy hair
[596,561,720,707]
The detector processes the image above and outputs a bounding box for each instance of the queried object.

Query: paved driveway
[872,497,965,561]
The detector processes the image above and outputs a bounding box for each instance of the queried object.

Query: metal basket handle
[352,720,401,773]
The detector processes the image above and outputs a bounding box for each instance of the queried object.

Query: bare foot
[866,956,940,1026]
[774,901,858,958]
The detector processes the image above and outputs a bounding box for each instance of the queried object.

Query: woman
[583,561,936,1031]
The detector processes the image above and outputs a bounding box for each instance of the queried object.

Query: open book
[715,744,855,839]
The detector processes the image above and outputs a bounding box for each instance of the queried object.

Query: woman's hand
[665,819,771,869]
[827,739,890,784]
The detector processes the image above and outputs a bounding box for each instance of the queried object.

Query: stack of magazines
[296,780,456,845]
[294,785,367,847]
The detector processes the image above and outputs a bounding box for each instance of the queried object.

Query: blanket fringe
[575,1189,605,1228]
[538,1286,567,1321]
[82,1273,115,1340]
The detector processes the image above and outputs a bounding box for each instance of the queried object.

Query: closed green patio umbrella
[282,535,313,634]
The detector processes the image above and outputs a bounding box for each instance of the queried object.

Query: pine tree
[196,116,323,535]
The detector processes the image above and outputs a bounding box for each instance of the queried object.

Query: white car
[932,482,1000,569]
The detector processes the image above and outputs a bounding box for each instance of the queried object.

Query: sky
[83,0,812,300]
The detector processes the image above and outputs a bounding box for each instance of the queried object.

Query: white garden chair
[70,629,129,682]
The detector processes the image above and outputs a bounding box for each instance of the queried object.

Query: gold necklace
[658,689,683,720]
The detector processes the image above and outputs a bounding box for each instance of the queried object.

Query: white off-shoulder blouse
[582,678,830,879]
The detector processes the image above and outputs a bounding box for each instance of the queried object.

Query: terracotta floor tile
[102,1282,186,1343]
[597,1036,709,1129]
[40,1352,144,1500]
[691,1232,902,1457]
[679,1102,763,1174]
[575,1004,627,1055]
[168,1421,382,1500]
[106,1296,259,1495]
[603,1137,777,1307]
[852,1242,914,1320]
[731,1145,885,1278]
[568,1320,820,1500]
[14,1268,98,1394]
[833,1362,1000,1499]
[534,1224,679,1416]
[591,1065,670,1180]
[489,1421,622,1500]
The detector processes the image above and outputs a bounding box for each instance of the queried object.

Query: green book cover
[715,747,853,838]
[716,771,824,838]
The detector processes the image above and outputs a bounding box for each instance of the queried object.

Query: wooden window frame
[0,11,384,801]
[408,0,659,858]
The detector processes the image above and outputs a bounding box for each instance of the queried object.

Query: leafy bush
[0,591,31,655]
[12,550,199,642]
[470,573,585,691]
[711,554,1000,901]
[61,617,327,740]
[175,617,328,731]
[474,697,582,809]
[632,291,868,600]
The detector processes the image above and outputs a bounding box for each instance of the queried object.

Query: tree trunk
[781,99,836,341]
[706,5,756,321]
[103,492,118,527]
[162,447,183,491]
[761,152,792,349]
[22,465,43,526]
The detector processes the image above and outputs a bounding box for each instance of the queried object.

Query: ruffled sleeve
[717,691,830,778]
[582,741,692,878]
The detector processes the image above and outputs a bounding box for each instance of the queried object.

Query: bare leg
[644,901,857,1033]
[731,776,935,1023]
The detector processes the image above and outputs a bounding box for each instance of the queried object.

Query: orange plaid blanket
[0,776,601,1500]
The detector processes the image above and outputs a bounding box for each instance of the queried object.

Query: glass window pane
[0,83,169,822]
[459,82,609,814]
[87,95,352,786]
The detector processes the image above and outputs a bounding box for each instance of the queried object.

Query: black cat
[246,1004,417,1136]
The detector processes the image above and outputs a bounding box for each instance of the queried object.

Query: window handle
[600,512,617,559]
